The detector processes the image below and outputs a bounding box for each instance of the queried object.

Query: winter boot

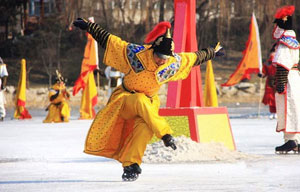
[275,140,298,154]
[122,163,142,181]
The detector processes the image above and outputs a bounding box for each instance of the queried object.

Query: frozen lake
[0,106,300,192]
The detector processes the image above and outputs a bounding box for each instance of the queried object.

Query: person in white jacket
[272,5,300,153]
[0,57,8,121]
[104,66,124,97]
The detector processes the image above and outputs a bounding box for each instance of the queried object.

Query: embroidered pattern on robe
[126,44,145,73]
[156,54,181,82]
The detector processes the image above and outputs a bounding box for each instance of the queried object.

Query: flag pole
[258,76,263,118]
[97,71,100,92]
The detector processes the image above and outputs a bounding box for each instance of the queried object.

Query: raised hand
[73,18,88,30]
[214,42,225,57]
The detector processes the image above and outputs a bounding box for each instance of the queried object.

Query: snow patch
[143,136,259,163]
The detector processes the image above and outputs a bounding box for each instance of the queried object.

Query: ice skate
[122,163,142,182]
[269,113,277,120]
[275,140,298,154]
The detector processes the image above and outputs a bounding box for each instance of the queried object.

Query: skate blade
[275,149,299,155]
[122,177,138,182]
[122,175,139,182]
[293,149,299,154]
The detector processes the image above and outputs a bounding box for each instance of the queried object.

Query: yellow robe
[85,35,199,166]
[43,83,71,123]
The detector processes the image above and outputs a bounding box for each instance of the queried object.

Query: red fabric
[17,99,26,107]
[269,106,276,113]
[72,65,97,96]
[144,21,171,43]
[20,108,32,119]
[262,56,276,113]
[91,95,98,117]
[274,5,295,19]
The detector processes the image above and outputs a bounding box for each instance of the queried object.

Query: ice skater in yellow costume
[73,19,224,181]
[43,74,71,123]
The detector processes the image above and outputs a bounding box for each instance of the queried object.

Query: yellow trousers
[119,93,172,167]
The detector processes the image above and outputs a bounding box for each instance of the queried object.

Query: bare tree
[159,0,165,22]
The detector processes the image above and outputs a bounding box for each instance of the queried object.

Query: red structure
[166,0,203,107]
[159,0,235,150]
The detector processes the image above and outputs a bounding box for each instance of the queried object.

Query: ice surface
[0,107,300,192]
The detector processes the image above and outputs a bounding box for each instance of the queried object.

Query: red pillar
[166,0,204,108]
[160,1,234,149]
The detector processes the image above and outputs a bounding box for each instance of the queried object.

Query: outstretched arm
[193,48,216,66]
[86,22,110,49]
[194,42,224,66]
[73,18,130,73]
[73,18,111,49]
[49,90,59,102]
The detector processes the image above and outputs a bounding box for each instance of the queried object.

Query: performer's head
[273,5,295,30]
[54,74,66,85]
[144,21,174,66]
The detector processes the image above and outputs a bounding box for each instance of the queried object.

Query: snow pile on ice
[143,136,258,163]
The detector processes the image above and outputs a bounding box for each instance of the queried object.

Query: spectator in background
[258,43,277,120]
[43,72,71,123]
[272,5,300,154]
[0,57,8,121]
[104,66,124,97]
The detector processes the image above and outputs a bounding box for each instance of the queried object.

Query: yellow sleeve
[48,89,57,98]
[103,35,131,74]
[170,52,198,81]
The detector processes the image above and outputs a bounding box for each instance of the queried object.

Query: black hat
[273,16,293,30]
[273,5,295,30]
[152,34,174,58]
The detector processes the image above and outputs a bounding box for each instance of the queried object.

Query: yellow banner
[80,72,97,119]
[14,59,32,119]
[204,60,218,107]
[75,20,98,119]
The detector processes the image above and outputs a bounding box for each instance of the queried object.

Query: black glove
[73,18,88,30]
[214,43,225,57]
[216,47,225,57]
[276,83,286,94]
[257,73,263,78]
[162,134,177,150]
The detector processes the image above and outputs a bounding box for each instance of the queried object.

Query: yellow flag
[204,60,218,107]
[14,59,32,119]
[79,72,97,119]
[74,17,98,119]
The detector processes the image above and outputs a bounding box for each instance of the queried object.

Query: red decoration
[274,5,295,19]
[166,0,203,108]
[159,0,233,148]
[144,21,171,43]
